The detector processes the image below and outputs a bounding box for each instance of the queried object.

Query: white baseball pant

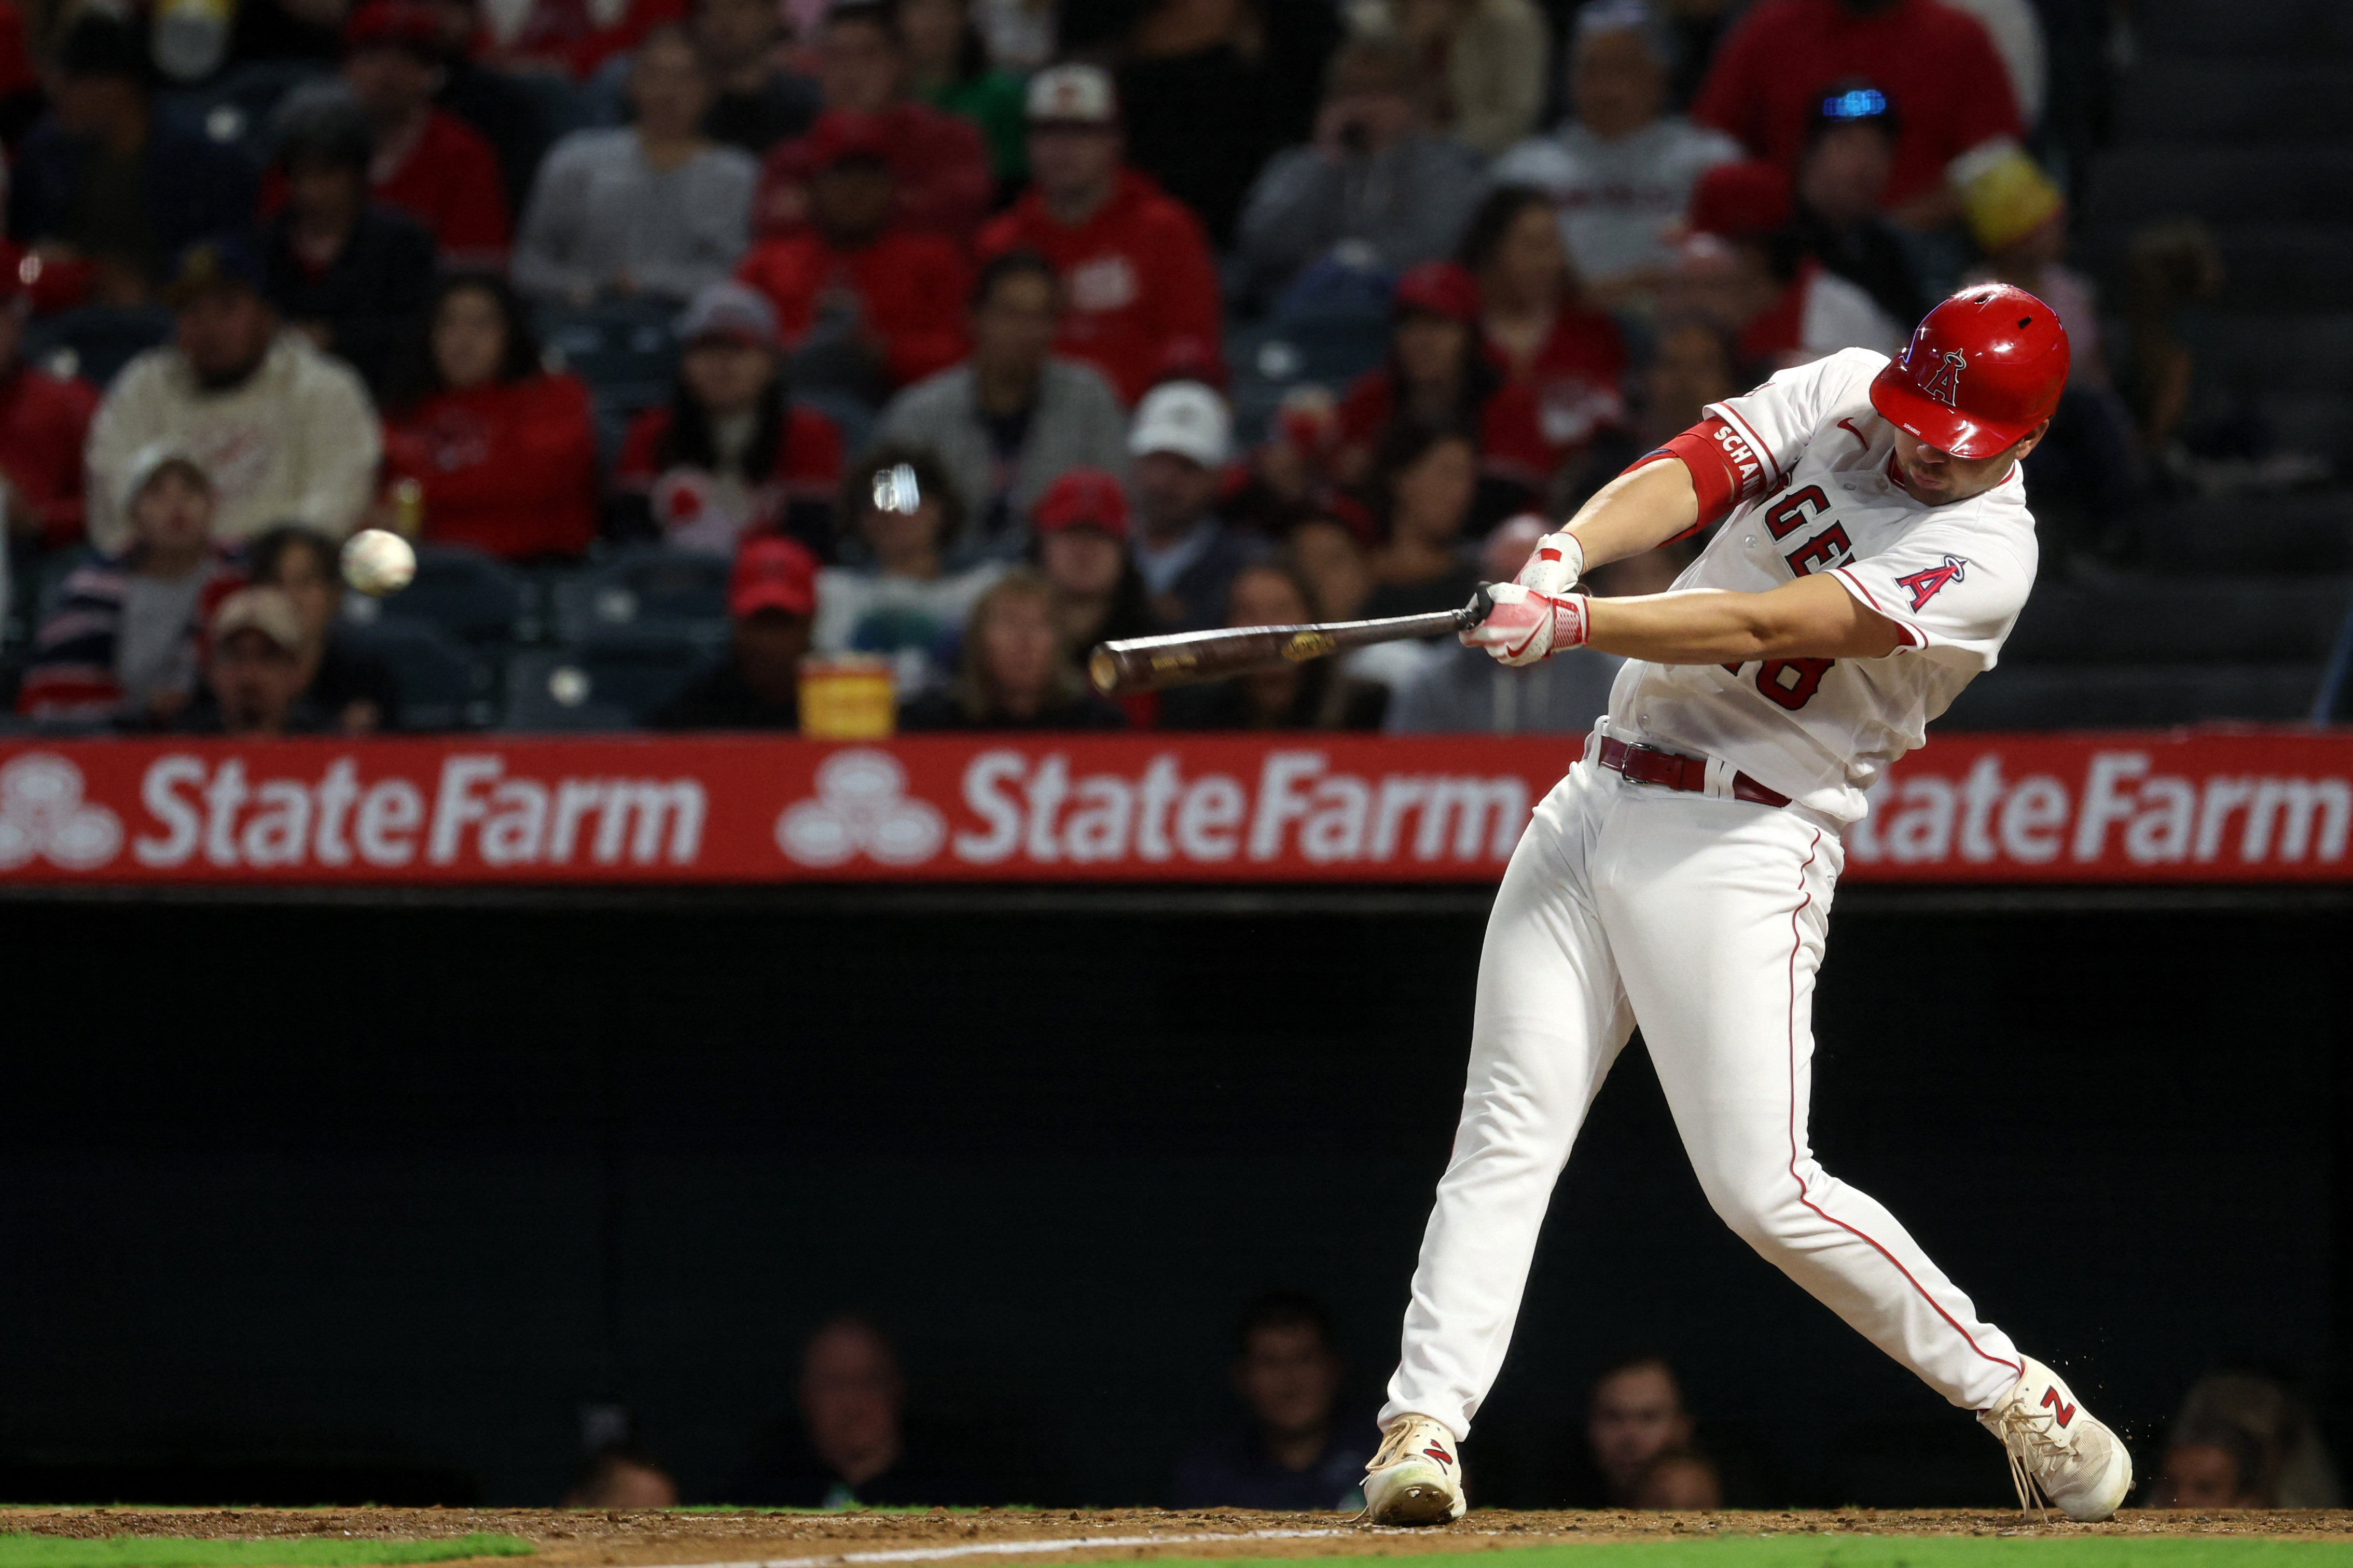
[1382,753,2024,1440]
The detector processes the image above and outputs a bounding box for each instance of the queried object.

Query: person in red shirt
[974,62,1223,406]
[615,280,845,557]
[753,0,990,245]
[496,0,684,79]
[1458,184,1628,461]
[1334,262,1555,524]
[1691,0,2019,230]
[735,111,970,399]
[342,0,511,262]
[382,272,601,560]
[0,270,99,552]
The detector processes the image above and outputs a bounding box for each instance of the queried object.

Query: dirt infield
[7,1507,2353,1563]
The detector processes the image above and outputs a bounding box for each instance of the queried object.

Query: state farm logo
[776,748,946,867]
[0,752,122,871]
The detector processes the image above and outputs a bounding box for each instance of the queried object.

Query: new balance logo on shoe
[1422,1446,1454,1467]
[2042,1386,2077,1428]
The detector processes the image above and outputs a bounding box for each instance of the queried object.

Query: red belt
[1597,736,1791,809]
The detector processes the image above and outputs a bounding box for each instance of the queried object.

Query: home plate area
[8,1507,2353,1568]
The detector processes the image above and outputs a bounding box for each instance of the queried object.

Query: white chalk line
[618,1526,1361,1568]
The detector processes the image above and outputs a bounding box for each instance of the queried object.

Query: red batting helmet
[1868,283,2070,459]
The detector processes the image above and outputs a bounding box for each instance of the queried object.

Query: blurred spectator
[1941,0,2042,130]
[1587,1355,1695,1507]
[899,0,1027,185]
[561,1444,681,1508]
[2151,1421,2268,1510]
[1691,0,2020,232]
[899,567,1125,729]
[1161,558,1385,730]
[976,64,1223,407]
[1333,262,1552,516]
[812,443,1004,695]
[1959,145,2138,552]
[495,0,687,77]
[1788,80,1923,327]
[428,0,557,208]
[1460,184,1626,459]
[514,26,759,304]
[653,534,820,728]
[0,271,100,553]
[1171,1293,1373,1511]
[1236,34,1486,305]
[1353,0,1549,159]
[2172,1369,2345,1509]
[875,251,1129,556]
[1631,314,1739,446]
[11,10,260,306]
[1029,466,1151,660]
[18,442,236,729]
[753,2,991,244]
[87,237,381,553]
[247,523,403,733]
[262,86,438,398]
[1387,513,1620,733]
[1663,160,1902,371]
[340,0,512,263]
[1285,512,1372,622]
[735,111,971,400]
[1634,1448,1723,1510]
[971,0,1053,71]
[2120,219,2225,462]
[383,273,602,562]
[1489,1,1740,307]
[1362,421,1480,619]
[615,281,846,555]
[695,0,820,155]
[1129,380,1257,632]
[1113,0,1340,248]
[185,587,316,736]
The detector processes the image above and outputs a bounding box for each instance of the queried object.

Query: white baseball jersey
[1605,346,2039,823]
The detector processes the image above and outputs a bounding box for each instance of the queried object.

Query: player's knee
[1698,1175,1804,1249]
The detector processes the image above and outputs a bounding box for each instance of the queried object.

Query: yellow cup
[799,655,897,739]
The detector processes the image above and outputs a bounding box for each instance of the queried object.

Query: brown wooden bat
[1088,585,1496,697]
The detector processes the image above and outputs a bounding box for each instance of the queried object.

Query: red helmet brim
[1868,361,2040,461]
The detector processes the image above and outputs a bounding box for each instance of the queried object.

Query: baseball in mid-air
[341,528,417,597]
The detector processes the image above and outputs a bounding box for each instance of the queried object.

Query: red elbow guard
[1620,417,1768,540]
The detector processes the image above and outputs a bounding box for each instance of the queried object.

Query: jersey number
[1721,657,1835,710]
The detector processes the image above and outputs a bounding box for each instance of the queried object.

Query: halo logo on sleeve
[1896,555,1969,609]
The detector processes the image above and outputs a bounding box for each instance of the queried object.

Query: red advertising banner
[0,728,2347,885]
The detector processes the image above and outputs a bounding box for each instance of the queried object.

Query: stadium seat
[338,544,541,647]
[546,548,729,647]
[337,619,501,730]
[27,307,173,389]
[537,298,681,421]
[502,630,716,730]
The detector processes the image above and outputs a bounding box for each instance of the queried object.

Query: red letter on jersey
[1786,523,1854,576]
[1897,555,1969,609]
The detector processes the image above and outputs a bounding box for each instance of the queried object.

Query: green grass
[0,1536,532,1568]
[1222,1542,2353,1568]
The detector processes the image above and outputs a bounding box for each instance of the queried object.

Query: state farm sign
[0,729,2347,885]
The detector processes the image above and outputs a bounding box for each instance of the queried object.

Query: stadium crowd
[0,0,2166,736]
[551,1296,2349,1513]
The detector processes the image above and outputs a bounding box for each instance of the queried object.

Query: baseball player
[1360,285,2132,1524]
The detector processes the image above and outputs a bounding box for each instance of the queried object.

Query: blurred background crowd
[0,0,2338,738]
[555,1294,2346,1513]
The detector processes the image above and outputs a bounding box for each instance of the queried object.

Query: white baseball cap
[1026,63,1117,125]
[1128,380,1231,468]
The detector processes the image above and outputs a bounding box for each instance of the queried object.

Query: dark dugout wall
[1,890,2345,1508]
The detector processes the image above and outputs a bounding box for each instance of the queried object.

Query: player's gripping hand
[1462,581,1590,666]
[1515,531,1585,594]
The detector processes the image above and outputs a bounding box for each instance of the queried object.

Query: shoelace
[1366,1421,1422,1473]
[1985,1402,2071,1518]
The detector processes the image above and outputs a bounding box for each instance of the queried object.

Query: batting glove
[1515,531,1585,594]
[1462,581,1591,667]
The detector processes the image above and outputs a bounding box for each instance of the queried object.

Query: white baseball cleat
[1978,1355,2133,1521]
[1361,1412,1466,1524]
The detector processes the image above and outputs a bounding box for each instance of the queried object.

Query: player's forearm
[1582,574,1902,664]
[1558,459,1703,570]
